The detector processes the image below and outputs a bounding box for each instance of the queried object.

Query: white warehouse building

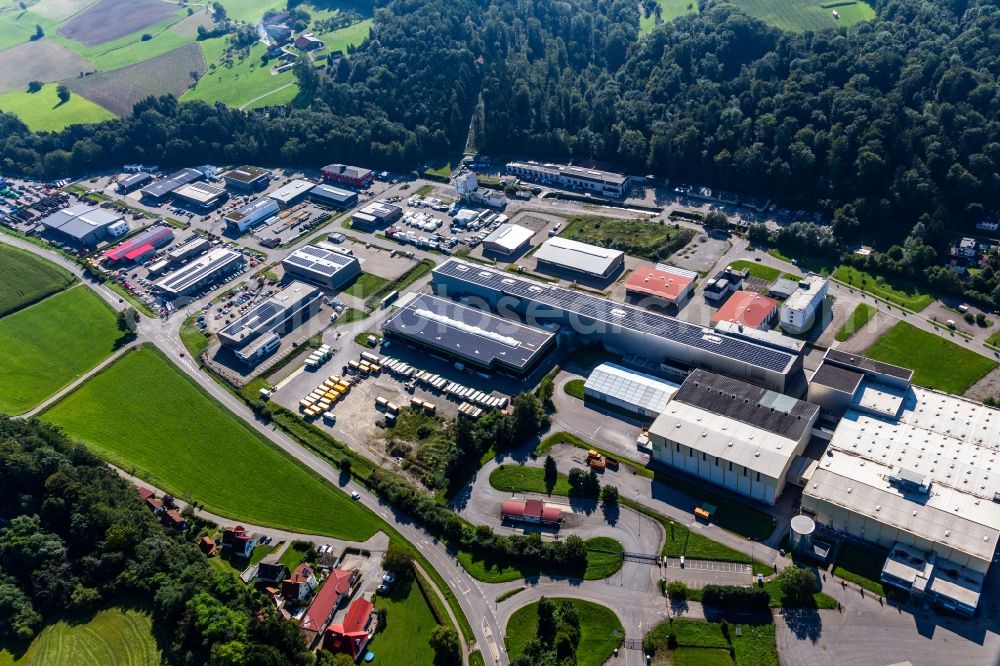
[648,369,819,505]
[533,237,625,280]
[779,274,828,334]
[583,362,679,419]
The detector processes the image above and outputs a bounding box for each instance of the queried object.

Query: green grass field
[0,83,113,131]
[55,10,193,71]
[584,536,624,580]
[833,541,886,596]
[458,536,622,583]
[563,378,585,400]
[833,266,933,312]
[644,619,779,666]
[0,243,75,317]
[0,286,120,415]
[505,599,622,666]
[639,0,698,34]
[315,18,372,53]
[865,321,996,394]
[0,606,160,666]
[560,215,694,262]
[368,576,439,666]
[181,38,297,109]
[731,0,875,32]
[490,464,571,496]
[834,302,875,341]
[725,259,800,283]
[279,541,313,569]
[42,345,381,540]
[343,271,389,299]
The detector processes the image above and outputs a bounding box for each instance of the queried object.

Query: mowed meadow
[42,345,382,540]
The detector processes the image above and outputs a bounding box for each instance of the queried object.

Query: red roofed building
[299,568,354,635]
[199,536,217,556]
[710,290,779,330]
[323,597,376,660]
[625,266,695,307]
[161,508,187,530]
[136,486,162,513]
[103,226,174,264]
[501,499,562,526]
[222,525,256,558]
[282,563,318,602]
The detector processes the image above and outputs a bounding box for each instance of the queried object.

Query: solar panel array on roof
[283,245,355,278]
[383,292,554,372]
[433,259,796,374]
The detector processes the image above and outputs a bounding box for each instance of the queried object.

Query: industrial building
[768,277,799,300]
[710,291,779,330]
[167,237,210,263]
[481,223,534,256]
[350,201,402,230]
[218,281,321,363]
[268,179,316,207]
[583,362,679,419]
[309,183,358,209]
[625,265,696,308]
[223,166,271,192]
[117,172,152,193]
[224,197,280,234]
[172,181,228,210]
[39,203,127,248]
[155,247,244,297]
[281,244,361,290]
[103,226,174,264]
[139,168,203,203]
[801,366,1000,615]
[382,292,556,376]
[703,266,748,303]
[321,163,374,189]
[647,369,820,505]
[780,274,829,334]
[533,237,625,280]
[453,170,507,208]
[506,161,630,198]
[807,349,913,419]
[432,259,804,393]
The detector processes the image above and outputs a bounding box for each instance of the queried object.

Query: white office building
[779,274,828,334]
[647,369,819,505]
[506,161,630,198]
[224,198,280,234]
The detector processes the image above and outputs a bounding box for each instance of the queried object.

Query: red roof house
[710,290,779,330]
[299,568,353,634]
[323,597,376,660]
[281,563,318,601]
[625,266,695,306]
[501,499,562,525]
[222,525,256,558]
[161,508,187,530]
[136,486,162,512]
[199,536,217,556]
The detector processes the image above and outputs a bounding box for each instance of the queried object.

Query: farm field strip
[0,83,114,131]
[42,345,382,541]
[0,242,76,317]
[0,285,121,415]
[731,0,875,32]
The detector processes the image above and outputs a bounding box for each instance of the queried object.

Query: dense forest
[0,418,314,665]
[0,0,998,250]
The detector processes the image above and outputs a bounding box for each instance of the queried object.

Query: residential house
[136,486,162,513]
[282,563,319,602]
[222,525,256,558]
[199,536,217,557]
[257,554,290,584]
[323,598,376,661]
[160,508,187,530]
[294,32,324,50]
[299,569,355,636]
[956,237,979,259]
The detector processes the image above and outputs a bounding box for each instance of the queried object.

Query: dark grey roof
[119,172,152,189]
[383,292,554,371]
[810,362,863,394]
[673,369,819,440]
[434,259,797,374]
[824,349,914,381]
[310,184,356,202]
[141,168,203,199]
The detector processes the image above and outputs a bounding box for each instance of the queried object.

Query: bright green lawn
[315,18,372,53]
[0,83,113,131]
[726,259,801,283]
[731,0,875,32]
[0,10,55,52]
[0,606,160,666]
[833,541,886,596]
[333,307,368,326]
[0,243,75,317]
[865,321,996,394]
[217,0,277,23]
[506,599,622,666]
[343,271,389,299]
[182,38,297,109]
[563,378,585,400]
[42,345,381,540]
[52,9,193,71]
[279,541,313,569]
[368,576,439,666]
[458,537,622,583]
[179,313,211,357]
[644,619,779,666]
[833,266,933,312]
[834,302,875,342]
[639,0,698,35]
[584,536,624,580]
[0,286,119,415]
[490,464,571,496]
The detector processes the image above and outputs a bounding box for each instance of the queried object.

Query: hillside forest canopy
[0,0,997,254]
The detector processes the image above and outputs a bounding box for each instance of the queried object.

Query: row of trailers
[376,353,510,413]
[299,373,357,420]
